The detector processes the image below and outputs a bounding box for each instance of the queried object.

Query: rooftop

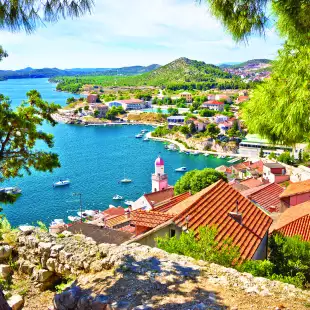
[264,163,285,169]
[279,180,310,198]
[131,210,173,228]
[144,188,174,206]
[203,100,224,105]
[153,192,191,213]
[102,207,125,218]
[167,180,273,261]
[242,183,284,213]
[239,178,264,189]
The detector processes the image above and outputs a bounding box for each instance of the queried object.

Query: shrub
[0,217,18,246]
[37,221,48,232]
[157,226,240,267]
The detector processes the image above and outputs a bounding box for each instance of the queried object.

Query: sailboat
[120,169,132,183]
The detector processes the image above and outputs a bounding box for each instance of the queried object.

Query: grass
[55,276,76,293]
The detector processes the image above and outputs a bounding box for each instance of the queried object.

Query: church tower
[151,155,168,192]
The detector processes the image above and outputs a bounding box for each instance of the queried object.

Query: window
[170,229,176,238]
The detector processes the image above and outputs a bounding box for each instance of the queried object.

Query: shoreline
[146,132,245,158]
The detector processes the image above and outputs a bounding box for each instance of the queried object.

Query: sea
[0,78,231,226]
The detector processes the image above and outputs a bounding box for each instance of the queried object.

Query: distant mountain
[0,64,161,80]
[231,59,272,69]
[218,62,241,68]
[55,57,245,93]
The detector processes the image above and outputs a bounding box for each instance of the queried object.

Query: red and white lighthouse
[151,155,168,192]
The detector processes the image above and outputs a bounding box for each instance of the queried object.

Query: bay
[0,78,229,226]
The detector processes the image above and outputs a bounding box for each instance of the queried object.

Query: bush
[157,226,240,267]
[0,217,18,246]
[37,220,48,232]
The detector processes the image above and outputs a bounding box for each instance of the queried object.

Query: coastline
[146,132,245,158]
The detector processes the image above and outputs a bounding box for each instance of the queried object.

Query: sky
[0,0,283,70]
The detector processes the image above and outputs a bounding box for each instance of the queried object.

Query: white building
[201,100,224,112]
[107,99,145,110]
[152,155,169,192]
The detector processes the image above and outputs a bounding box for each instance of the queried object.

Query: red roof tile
[242,183,284,213]
[131,210,173,228]
[144,188,174,206]
[276,215,310,241]
[118,99,144,104]
[153,192,191,213]
[167,180,273,261]
[102,207,125,218]
[279,180,310,198]
[203,100,224,105]
[249,160,264,174]
[239,178,264,189]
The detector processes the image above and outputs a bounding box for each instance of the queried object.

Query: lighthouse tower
[152,155,168,192]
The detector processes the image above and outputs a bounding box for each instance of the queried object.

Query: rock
[7,295,24,310]
[0,264,11,279]
[259,289,271,297]
[54,286,82,310]
[208,292,216,303]
[0,245,12,261]
[51,244,64,258]
[192,303,207,310]
[245,286,260,295]
[91,295,111,310]
[62,231,72,237]
[111,300,131,310]
[38,242,53,255]
[34,269,54,282]
[19,260,35,275]
[18,225,35,235]
[46,258,57,272]
[76,295,94,310]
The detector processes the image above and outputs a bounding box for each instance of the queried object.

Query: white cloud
[0,0,283,69]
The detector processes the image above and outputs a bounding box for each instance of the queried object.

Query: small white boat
[53,179,70,187]
[68,216,80,222]
[124,200,134,206]
[50,219,65,226]
[143,137,149,141]
[0,186,22,194]
[175,167,187,172]
[113,194,123,200]
[120,178,132,183]
[84,210,97,216]
[167,143,177,151]
[77,211,87,218]
[135,134,143,138]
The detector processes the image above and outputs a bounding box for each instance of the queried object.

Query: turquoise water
[0,79,229,226]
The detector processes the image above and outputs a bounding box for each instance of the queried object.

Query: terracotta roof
[232,161,251,172]
[144,188,174,206]
[264,163,285,169]
[105,214,130,228]
[279,180,310,198]
[118,99,144,104]
[276,215,310,241]
[131,210,173,228]
[203,100,224,105]
[242,183,284,213]
[239,178,264,189]
[237,96,249,101]
[153,192,191,213]
[249,160,264,174]
[119,225,136,233]
[102,207,125,218]
[232,182,250,192]
[273,201,310,232]
[167,180,273,261]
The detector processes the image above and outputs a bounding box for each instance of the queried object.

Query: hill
[54,57,247,93]
[231,59,272,69]
[0,64,160,80]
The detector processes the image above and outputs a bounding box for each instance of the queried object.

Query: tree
[0,91,60,204]
[278,151,295,165]
[268,152,277,160]
[205,123,220,139]
[201,0,310,145]
[93,110,100,118]
[167,107,178,116]
[174,168,227,195]
[259,147,264,158]
[84,105,89,111]
[180,125,190,135]
[157,108,163,114]
[66,97,76,105]
[189,122,196,134]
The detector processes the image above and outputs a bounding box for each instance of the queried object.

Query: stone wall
[12,228,310,309]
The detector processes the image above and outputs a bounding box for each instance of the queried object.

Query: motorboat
[53,179,70,187]
[175,167,187,172]
[124,200,134,206]
[120,178,132,183]
[84,210,97,217]
[167,143,177,151]
[143,137,149,141]
[0,186,22,194]
[50,219,65,226]
[77,211,87,218]
[135,133,143,138]
[113,194,124,200]
[68,216,80,222]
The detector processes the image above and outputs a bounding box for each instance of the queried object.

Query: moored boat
[113,194,124,200]
[175,167,187,172]
[50,219,65,226]
[135,133,143,138]
[53,179,70,187]
[68,216,80,222]
[124,200,134,206]
[0,186,22,194]
[143,137,149,141]
[120,178,132,183]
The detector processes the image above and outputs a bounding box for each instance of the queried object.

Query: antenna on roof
[229,200,243,225]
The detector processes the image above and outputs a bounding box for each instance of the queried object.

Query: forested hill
[0,64,160,80]
[54,57,249,93]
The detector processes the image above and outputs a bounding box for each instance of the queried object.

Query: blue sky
[0,0,283,70]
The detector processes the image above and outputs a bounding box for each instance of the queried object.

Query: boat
[143,137,150,141]
[135,133,143,138]
[113,194,124,200]
[141,129,148,133]
[77,211,87,218]
[175,167,187,172]
[53,179,70,187]
[50,219,65,226]
[124,200,134,206]
[120,178,132,183]
[167,143,177,151]
[84,210,97,216]
[0,186,22,194]
[68,216,80,222]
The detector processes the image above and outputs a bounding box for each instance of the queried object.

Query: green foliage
[180,125,190,135]
[259,147,264,158]
[55,276,76,293]
[268,152,277,160]
[105,106,124,120]
[37,221,48,232]
[157,226,240,267]
[277,151,295,165]
[189,122,196,134]
[199,109,216,117]
[205,123,220,139]
[0,91,60,199]
[174,168,227,195]
[0,216,18,246]
[66,97,76,104]
[151,126,170,137]
[57,233,65,239]
[167,107,178,116]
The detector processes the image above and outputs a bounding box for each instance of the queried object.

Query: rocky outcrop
[14,228,310,309]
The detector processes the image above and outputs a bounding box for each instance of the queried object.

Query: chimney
[229,200,243,224]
